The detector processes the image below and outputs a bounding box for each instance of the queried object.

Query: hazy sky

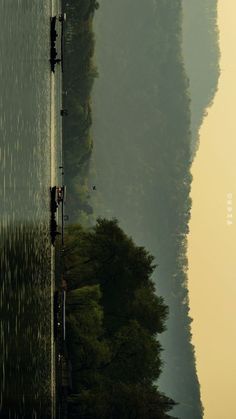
[187,1,236,418]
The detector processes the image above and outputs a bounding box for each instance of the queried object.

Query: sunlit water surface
[0,0,62,417]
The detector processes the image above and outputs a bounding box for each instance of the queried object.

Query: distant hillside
[89,1,204,418]
[182,0,220,156]
[62,0,99,225]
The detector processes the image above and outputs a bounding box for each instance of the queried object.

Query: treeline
[88,1,204,418]
[64,218,177,419]
[62,0,99,223]
[182,0,220,155]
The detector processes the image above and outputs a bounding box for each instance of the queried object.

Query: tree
[65,219,176,418]
[67,285,110,393]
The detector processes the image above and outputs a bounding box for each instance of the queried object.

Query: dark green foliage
[66,285,110,393]
[68,384,177,419]
[108,383,177,419]
[65,219,176,418]
[106,320,163,384]
[62,0,99,222]
[132,286,169,335]
[65,219,167,336]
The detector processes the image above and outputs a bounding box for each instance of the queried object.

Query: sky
[187,1,236,418]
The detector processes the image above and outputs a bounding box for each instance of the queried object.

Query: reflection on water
[0,223,51,417]
[0,0,55,417]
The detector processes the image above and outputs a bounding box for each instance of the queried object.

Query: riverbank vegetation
[64,218,177,419]
[62,0,99,224]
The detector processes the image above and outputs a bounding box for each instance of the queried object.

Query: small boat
[50,186,60,245]
[50,16,59,72]
[50,16,57,42]
[50,186,58,213]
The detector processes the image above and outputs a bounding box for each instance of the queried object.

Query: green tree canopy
[65,219,176,418]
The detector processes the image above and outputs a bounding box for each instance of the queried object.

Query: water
[0,1,62,417]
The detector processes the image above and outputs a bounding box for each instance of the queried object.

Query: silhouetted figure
[92,185,96,190]
[60,109,68,116]
[59,13,66,22]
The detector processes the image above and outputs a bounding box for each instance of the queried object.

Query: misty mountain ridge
[62,0,220,418]
[182,0,220,156]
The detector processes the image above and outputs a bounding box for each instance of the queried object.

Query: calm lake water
[0,0,62,417]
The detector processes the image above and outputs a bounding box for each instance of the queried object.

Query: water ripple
[0,0,53,417]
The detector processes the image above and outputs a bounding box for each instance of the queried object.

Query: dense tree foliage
[65,219,177,418]
[62,0,99,223]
